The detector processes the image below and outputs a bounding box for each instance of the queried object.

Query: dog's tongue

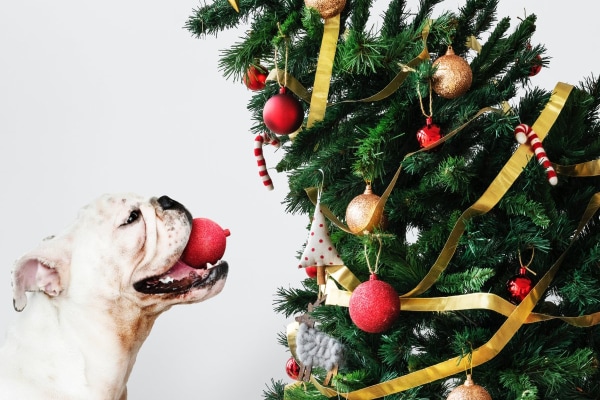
[180,218,230,268]
[162,260,211,281]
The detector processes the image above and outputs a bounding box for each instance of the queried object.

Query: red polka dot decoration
[298,196,343,273]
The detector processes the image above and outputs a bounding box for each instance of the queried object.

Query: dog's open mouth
[133,260,229,294]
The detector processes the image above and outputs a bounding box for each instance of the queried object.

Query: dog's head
[11,193,228,313]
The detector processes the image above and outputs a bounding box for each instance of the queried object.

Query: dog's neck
[0,293,159,400]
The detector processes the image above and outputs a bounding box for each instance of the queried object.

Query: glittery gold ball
[345,185,386,235]
[446,375,492,400]
[432,46,473,99]
[304,0,346,19]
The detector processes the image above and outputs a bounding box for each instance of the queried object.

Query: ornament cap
[464,374,474,386]
[364,184,373,195]
[369,273,378,281]
[445,45,456,56]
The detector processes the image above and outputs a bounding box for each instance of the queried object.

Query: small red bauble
[243,64,268,91]
[181,218,230,267]
[525,43,543,77]
[349,274,400,333]
[262,87,304,135]
[530,54,542,76]
[416,117,442,148]
[506,267,533,304]
[285,357,300,380]
[305,265,318,278]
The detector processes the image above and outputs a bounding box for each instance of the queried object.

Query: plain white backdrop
[0,1,596,398]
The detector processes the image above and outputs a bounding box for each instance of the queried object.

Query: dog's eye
[124,210,140,225]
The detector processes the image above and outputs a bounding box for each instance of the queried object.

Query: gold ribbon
[323,270,600,327]
[227,0,240,12]
[306,15,341,129]
[554,159,600,177]
[334,21,431,105]
[266,68,312,103]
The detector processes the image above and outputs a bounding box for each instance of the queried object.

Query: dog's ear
[12,235,71,312]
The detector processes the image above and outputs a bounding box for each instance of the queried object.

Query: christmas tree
[186,0,600,398]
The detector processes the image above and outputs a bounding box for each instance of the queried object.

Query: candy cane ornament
[254,133,280,190]
[514,123,558,185]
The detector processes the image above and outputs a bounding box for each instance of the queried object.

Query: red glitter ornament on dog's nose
[181,218,230,267]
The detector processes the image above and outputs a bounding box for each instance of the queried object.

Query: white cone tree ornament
[298,194,344,274]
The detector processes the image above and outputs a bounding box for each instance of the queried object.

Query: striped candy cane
[254,133,280,190]
[514,123,558,185]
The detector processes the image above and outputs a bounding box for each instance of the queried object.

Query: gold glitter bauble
[345,184,386,235]
[446,374,492,400]
[304,0,346,19]
[432,46,473,99]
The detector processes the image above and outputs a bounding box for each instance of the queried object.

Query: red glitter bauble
[506,267,533,304]
[181,218,230,267]
[285,357,300,380]
[349,274,400,333]
[416,117,442,148]
[243,64,268,91]
[262,87,304,135]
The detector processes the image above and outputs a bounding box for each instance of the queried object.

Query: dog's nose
[157,195,193,223]
[157,195,177,210]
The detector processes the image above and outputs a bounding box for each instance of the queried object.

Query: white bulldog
[0,193,228,400]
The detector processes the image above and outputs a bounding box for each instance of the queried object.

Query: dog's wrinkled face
[12,193,228,313]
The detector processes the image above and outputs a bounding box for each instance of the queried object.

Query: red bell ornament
[506,266,533,304]
[262,87,304,135]
[416,116,442,148]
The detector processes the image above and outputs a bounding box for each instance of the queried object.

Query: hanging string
[518,247,537,276]
[459,342,474,377]
[416,78,433,119]
[274,23,289,88]
[363,234,383,275]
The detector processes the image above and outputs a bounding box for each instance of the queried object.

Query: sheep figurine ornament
[294,299,345,385]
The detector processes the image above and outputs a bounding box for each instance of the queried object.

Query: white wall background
[0,1,595,398]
